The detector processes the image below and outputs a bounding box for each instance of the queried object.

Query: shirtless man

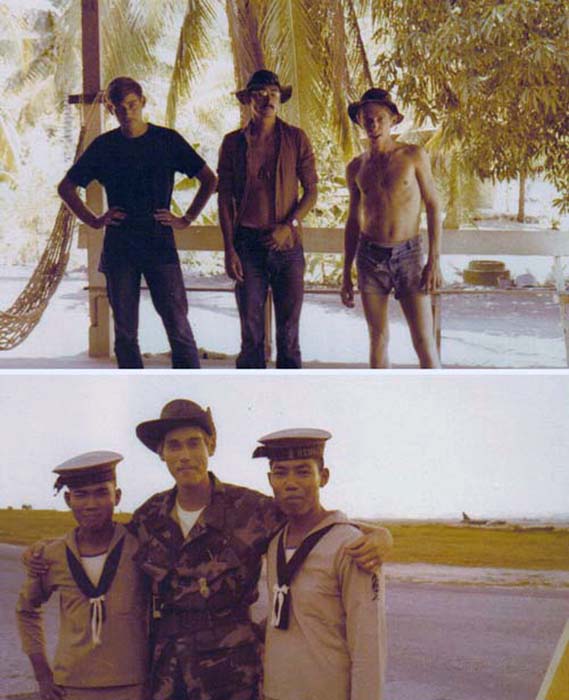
[341,88,442,368]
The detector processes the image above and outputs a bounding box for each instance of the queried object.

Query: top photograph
[0,0,567,370]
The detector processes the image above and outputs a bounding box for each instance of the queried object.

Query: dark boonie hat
[136,399,216,454]
[348,88,404,125]
[252,428,331,461]
[53,450,123,493]
[235,69,293,105]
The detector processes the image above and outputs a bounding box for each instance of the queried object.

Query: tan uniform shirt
[264,511,386,700]
[16,523,149,688]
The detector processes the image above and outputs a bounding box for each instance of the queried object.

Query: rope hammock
[0,98,100,350]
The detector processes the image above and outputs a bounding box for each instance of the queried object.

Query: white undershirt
[285,547,296,563]
[176,500,205,538]
[80,552,107,586]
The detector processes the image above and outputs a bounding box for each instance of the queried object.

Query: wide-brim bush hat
[236,69,293,105]
[136,399,216,454]
[348,88,404,125]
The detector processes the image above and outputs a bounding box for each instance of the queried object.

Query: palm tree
[165,0,375,160]
[4,0,376,164]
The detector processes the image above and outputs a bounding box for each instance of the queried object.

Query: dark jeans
[234,228,305,369]
[105,261,200,369]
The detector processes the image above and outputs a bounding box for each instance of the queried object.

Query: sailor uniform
[264,511,386,700]
[16,523,149,688]
[17,452,149,693]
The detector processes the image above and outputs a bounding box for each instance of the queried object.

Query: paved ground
[2,544,568,700]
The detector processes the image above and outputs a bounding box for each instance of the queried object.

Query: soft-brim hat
[236,69,293,105]
[53,450,123,493]
[252,428,331,461]
[136,399,216,454]
[348,88,404,125]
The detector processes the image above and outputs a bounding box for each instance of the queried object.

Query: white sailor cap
[53,450,123,493]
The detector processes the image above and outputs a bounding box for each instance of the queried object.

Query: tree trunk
[517,170,526,223]
[443,153,461,229]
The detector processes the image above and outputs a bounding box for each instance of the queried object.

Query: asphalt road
[2,544,568,700]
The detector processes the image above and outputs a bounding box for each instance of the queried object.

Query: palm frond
[126,0,186,44]
[50,0,81,104]
[0,107,20,172]
[261,0,326,130]
[102,0,157,83]
[343,0,373,92]
[0,5,28,67]
[6,47,56,94]
[320,0,355,159]
[165,0,217,127]
[226,0,265,87]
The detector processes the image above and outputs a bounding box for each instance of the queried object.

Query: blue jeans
[105,262,200,369]
[356,235,424,299]
[234,228,305,369]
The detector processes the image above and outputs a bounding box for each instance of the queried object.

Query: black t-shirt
[67,124,206,268]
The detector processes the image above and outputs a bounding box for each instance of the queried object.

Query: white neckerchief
[80,552,108,646]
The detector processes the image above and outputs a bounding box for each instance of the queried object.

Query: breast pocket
[177,546,245,609]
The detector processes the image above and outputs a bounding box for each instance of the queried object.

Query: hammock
[0,102,97,350]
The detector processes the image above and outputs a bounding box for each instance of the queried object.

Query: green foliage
[2,510,568,572]
[0,509,130,545]
[372,0,569,212]
[213,0,376,159]
[380,522,569,571]
[165,0,217,127]
[305,253,343,287]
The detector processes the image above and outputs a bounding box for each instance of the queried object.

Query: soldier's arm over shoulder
[16,543,56,656]
[249,489,285,546]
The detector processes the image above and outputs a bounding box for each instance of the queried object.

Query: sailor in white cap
[16,451,149,700]
[256,429,387,700]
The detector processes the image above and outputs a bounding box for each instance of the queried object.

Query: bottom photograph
[1,372,568,700]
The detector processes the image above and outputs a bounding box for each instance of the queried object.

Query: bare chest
[357,153,417,201]
[246,134,277,175]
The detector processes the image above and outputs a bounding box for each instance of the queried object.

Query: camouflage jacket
[129,472,284,637]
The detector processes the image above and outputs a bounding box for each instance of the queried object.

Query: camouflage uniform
[130,472,284,700]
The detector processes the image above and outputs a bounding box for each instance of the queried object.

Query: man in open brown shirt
[218,70,318,368]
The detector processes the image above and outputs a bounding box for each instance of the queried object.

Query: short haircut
[105,77,144,106]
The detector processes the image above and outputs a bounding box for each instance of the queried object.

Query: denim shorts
[356,235,424,299]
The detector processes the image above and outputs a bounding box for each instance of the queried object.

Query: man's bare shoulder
[347,154,365,178]
[393,141,425,159]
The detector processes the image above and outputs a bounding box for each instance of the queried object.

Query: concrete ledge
[78,225,569,256]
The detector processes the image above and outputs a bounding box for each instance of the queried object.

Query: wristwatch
[288,218,300,231]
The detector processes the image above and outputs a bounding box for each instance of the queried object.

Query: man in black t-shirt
[58,76,217,369]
